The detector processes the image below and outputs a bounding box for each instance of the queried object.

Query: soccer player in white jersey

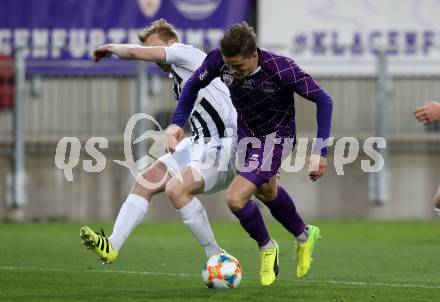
[80,19,237,264]
[415,101,440,215]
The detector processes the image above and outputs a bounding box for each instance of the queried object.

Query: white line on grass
[1,265,439,290]
[0,266,196,277]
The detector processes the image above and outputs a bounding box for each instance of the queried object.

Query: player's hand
[164,124,184,153]
[93,45,112,62]
[414,101,440,124]
[308,154,327,182]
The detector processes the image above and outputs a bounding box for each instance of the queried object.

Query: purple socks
[265,186,306,237]
[232,186,306,246]
[232,200,271,247]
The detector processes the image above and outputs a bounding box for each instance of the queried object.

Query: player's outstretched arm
[414,101,440,124]
[164,50,221,153]
[93,44,166,63]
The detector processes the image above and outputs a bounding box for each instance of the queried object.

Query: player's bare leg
[254,176,277,202]
[166,166,224,257]
[166,166,205,209]
[131,160,171,201]
[227,175,278,286]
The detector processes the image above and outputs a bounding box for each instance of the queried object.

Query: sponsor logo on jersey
[261,80,276,93]
[242,79,253,90]
[199,69,209,81]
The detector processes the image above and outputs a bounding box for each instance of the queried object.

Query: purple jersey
[172,48,333,156]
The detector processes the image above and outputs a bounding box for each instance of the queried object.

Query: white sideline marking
[1,266,439,290]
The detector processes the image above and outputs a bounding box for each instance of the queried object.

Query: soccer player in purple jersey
[165,22,333,286]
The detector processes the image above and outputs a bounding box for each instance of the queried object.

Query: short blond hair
[138,18,179,43]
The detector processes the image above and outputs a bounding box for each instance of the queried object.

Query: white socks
[177,197,223,257]
[260,239,275,250]
[108,194,148,253]
[108,194,221,257]
[435,207,440,217]
[296,225,309,244]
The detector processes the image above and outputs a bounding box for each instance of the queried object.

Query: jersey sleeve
[163,43,195,69]
[170,48,223,128]
[277,57,333,156]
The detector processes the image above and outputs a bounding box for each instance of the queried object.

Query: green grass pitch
[0,220,439,301]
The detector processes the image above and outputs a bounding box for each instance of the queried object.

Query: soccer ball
[202,253,242,289]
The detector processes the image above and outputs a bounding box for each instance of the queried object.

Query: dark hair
[220,21,257,58]
[138,18,179,43]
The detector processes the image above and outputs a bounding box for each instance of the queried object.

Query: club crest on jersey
[222,73,234,86]
[261,80,276,93]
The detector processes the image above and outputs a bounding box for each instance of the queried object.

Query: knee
[166,176,194,202]
[226,190,246,212]
[165,179,184,202]
[131,176,155,200]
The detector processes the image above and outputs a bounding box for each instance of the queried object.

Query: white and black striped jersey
[164,43,237,140]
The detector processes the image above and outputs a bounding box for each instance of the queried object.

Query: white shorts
[158,136,237,194]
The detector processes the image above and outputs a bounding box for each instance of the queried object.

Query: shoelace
[261,250,274,273]
[296,243,305,263]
